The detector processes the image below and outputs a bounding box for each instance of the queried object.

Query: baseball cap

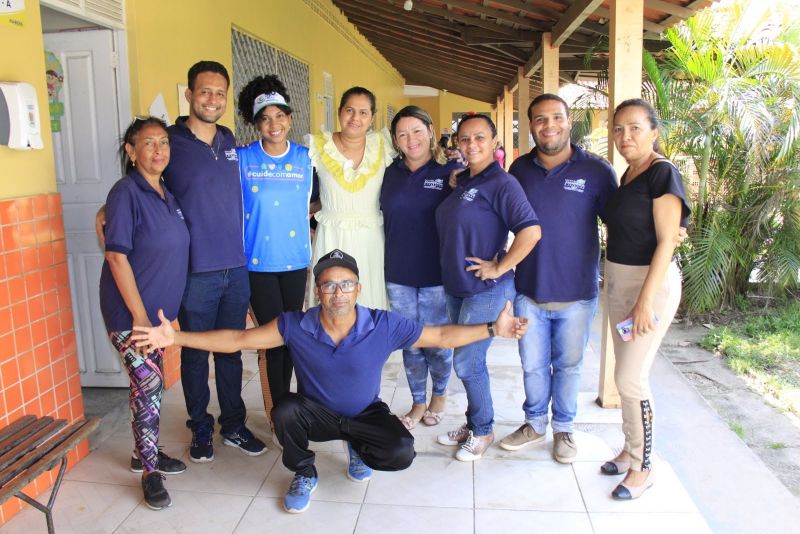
[313,249,359,279]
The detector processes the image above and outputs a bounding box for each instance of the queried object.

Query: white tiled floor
[2,322,712,534]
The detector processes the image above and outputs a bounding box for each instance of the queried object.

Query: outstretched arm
[133,309,285,353]
[412,300,527,348]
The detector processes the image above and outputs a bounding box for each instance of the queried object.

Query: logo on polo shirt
[564,178,586,193]
[460,188,478,202]
[423,178,444,190]
[176,208,185,220]
[225,149,238,161]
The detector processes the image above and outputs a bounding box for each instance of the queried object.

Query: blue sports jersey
[238,140,314,272]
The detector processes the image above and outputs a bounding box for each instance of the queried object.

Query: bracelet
[486,322,495,338]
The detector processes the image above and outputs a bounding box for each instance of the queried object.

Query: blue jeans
[446,277,515,436]
[386,283,453,405]
[514,294,598,434]
[179,266,250,435]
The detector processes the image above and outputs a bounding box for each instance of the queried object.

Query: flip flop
[422,410,444,426]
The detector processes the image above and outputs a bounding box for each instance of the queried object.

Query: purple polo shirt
[165,117,245,273]
[380,158,461,287]
[277,305,423,417]
[100,170,190,332]
[435,161,539,298]
[510,145,617,302]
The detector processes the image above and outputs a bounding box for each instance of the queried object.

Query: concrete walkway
[3,311,799,533]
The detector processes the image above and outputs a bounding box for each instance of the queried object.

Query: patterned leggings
[109,331,164,473]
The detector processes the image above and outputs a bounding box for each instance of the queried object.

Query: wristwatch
[486,322,495,337]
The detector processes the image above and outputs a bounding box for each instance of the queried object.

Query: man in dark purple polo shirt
[165,61,265,462]
[133,248,529,514]
[500,94,617,464]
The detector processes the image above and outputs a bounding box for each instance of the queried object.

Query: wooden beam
[374,41,513,81]
[594,6,665,34]
[551,0,605,47]
[542,32,560,94]
[461,27,538,45]
[400,1,531,36]
[486,44,530,63]
[443,0,550,31]
[517,66,531,155]
[503,85,514,168]
[490,0,563,21]
[658,0,709,28]
[645,0,695,19]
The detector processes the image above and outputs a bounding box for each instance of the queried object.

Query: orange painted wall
[0,193,88,523]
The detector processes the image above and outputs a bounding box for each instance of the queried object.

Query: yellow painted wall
[125,0,407,132]
[0,1,56,200]
[409,92,493,137]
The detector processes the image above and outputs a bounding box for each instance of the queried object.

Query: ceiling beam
[594,6,665,34]
[645,0,695,19]
[658,0,710,28]
[551,0,605,47]
[442,0,549,31]
[461,27,538,45]
[489,0,562,21]
[394,1,528,36]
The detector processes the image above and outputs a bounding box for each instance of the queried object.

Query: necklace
[209,134,220,160]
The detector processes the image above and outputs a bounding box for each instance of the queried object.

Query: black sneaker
[222,426,267,456]
[190,427,214,463]
[142,472,172,510]
[130,448,187,475]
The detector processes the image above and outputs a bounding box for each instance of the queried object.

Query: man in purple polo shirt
[165,61,266,462]
[500,94,617,464]
[133,248,528,514]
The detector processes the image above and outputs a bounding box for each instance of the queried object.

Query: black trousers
[249,269,307,401]
[272,393,416,477]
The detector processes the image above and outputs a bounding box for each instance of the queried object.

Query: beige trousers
[606,260,681,471]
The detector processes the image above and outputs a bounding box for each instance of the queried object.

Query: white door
[44,29,128,387]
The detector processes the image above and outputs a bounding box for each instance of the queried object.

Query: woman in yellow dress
[306,87,394,309]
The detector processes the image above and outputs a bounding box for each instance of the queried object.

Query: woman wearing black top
[600,99,690,500]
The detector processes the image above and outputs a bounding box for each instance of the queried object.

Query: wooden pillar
[598,0,644,409]
[495,96,503,151]
[541,32,560,95]
[503,85,513,168]
[518,67,530,155]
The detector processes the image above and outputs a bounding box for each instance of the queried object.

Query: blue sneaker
[222,425,267,456]
[283,472,318,513]
[343,441,373,482]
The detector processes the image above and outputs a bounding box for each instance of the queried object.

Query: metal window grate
[231,29,310,146]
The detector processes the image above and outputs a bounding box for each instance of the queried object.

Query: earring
[132,159,136,167]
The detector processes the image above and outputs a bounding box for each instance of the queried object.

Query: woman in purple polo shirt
[380,105,462,430]
[435,114,541,462]
[99,117,190,510]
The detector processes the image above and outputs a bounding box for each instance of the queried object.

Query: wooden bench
[0,415,99,533]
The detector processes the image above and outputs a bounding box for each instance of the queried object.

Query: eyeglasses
[317,280,357,294]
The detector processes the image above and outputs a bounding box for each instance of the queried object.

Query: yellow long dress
[305,129,395,309]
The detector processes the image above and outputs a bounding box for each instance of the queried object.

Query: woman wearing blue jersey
[435,114,541,462]
[381,105,461,429]
[236,75,317,403]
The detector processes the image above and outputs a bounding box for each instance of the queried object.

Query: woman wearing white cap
[236,75,318,403]
[305,87,395,310]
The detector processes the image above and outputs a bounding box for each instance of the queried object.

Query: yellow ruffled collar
[311,131,386,193]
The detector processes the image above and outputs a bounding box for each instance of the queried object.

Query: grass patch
[728,421,745,439]
[700,302,800,397]
[768,442,786,450]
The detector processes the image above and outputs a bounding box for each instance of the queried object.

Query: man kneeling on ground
[133,249,527,513]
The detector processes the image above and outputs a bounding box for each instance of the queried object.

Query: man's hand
[95,205,107,246]
[493,300,528,339]
[132,309,175,351]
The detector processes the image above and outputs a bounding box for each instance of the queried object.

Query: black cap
[313,249,359,279]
